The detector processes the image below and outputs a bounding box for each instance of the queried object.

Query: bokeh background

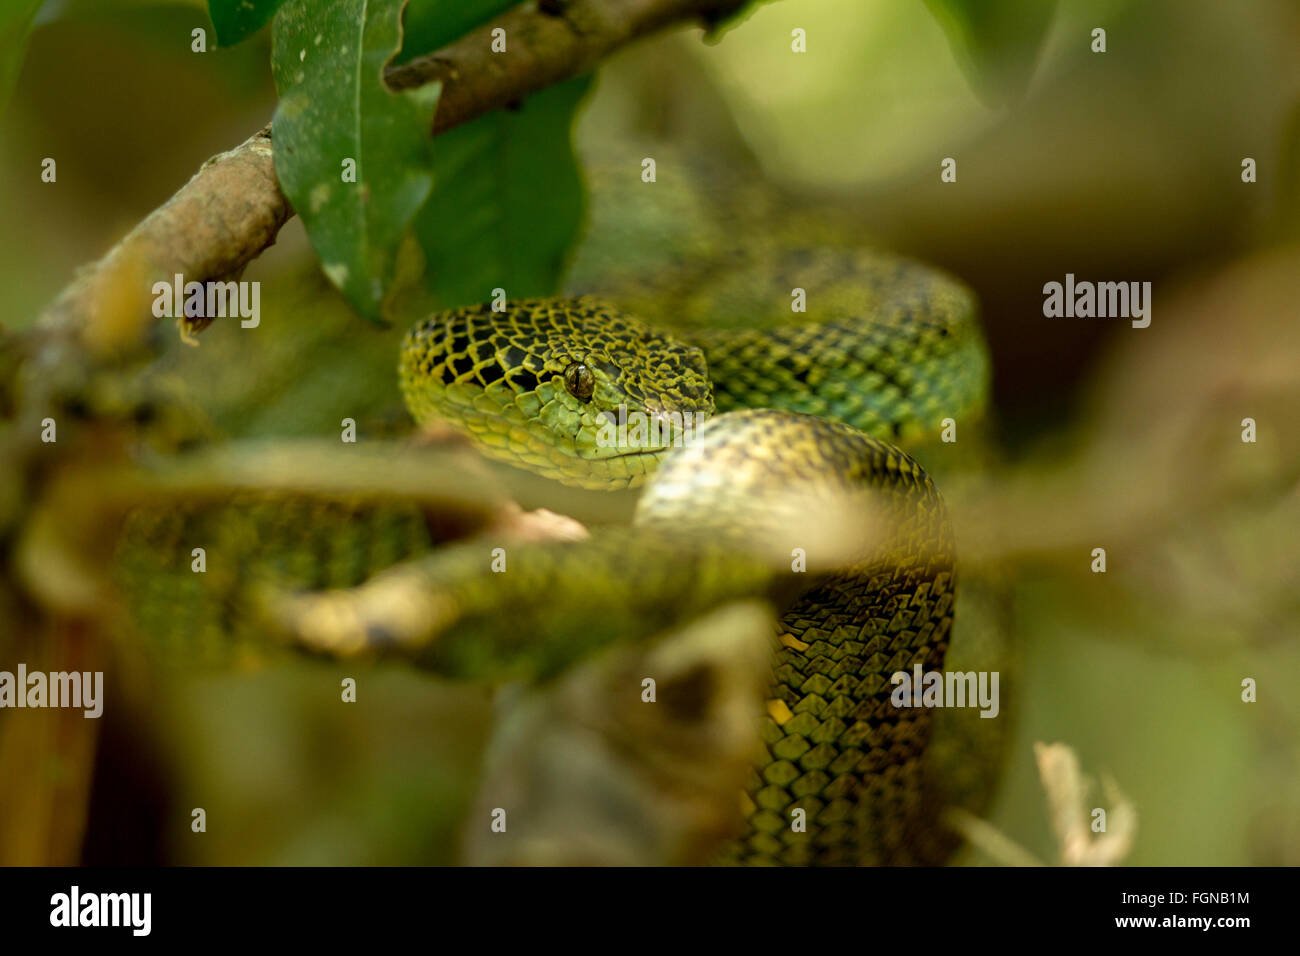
[1,0,1298,864]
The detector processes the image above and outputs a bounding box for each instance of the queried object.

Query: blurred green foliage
[398,0,514,62]
[923,0,1058,107]
[270,0,441,322]
[415,75,592,309]
[0,1,44,116]
[206,0,283,46]
[268,0,588,319]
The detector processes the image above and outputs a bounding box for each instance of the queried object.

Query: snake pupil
[564,363,595,402]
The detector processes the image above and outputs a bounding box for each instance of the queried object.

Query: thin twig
[390,0,752,134]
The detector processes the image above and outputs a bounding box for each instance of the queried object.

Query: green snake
[399,246,987,490]
[382,244,991,864]
[117,244,995,865]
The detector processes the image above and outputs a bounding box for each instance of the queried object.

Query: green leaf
[923,0,1058,108]
[398,0,515,63]
[413,74,593,308]
[0,0,44,116]
[208,0,288,46]
[272,0,441,322]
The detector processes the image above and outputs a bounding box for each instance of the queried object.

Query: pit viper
[116,244,997,865]
[393,244,990,864]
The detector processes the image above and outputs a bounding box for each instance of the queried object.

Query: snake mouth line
[606,446,674,459]
[594,406,712,455]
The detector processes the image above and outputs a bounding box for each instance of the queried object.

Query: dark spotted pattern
[636,410,955,864]
[400,250,989,482]
[399,298,714,488]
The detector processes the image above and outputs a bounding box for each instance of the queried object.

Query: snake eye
[563,362,595,403]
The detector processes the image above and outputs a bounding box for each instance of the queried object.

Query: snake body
[389,246,991,864]
[115,244,994,864]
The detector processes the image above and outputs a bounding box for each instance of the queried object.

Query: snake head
[399,297,714,489]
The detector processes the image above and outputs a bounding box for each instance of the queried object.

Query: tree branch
[36,0,752,337]
[37,127,288,337]
[390,0,751,133]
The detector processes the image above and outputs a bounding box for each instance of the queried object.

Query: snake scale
[116,244,995,865]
